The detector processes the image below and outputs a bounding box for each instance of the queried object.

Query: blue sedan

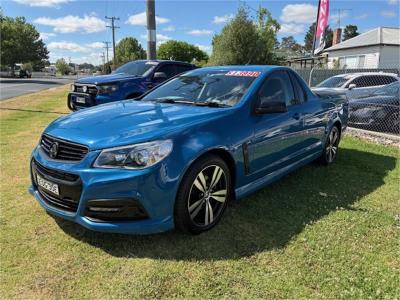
[29,66,348,234]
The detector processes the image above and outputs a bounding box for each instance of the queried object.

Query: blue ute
[68,60,196,110]
[30,66,348,235]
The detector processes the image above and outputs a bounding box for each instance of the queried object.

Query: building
[323,27,400,69]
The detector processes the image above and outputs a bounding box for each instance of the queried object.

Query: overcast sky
[2,0,399,65]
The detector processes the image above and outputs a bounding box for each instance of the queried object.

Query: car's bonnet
[75,73,141,85]
[44,100,226,150]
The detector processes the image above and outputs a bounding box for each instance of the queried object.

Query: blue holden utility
[30,66,348,235]
[67,60,196,110]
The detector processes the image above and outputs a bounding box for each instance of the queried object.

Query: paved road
[0,77,74,100]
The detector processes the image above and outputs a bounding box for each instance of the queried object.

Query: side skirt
[234,150,321,200]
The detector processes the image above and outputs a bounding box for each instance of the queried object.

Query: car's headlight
[93,140,173,169]
[98,84,119,94]
[70,84,75,92]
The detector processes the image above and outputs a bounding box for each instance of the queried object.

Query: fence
[293,68,400,135]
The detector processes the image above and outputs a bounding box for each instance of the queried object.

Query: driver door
[248,71,306,178]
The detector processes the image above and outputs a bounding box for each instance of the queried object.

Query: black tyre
[386,111,399,133]
[67,98,76,111]
[319,125,340,165]
[174,154,231,234]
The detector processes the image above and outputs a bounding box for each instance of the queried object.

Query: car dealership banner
[313,0,330,56]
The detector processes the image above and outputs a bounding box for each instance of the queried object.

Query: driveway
[0,77,73,100]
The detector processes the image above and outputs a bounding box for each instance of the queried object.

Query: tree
[115,37,146,65]
[55,58,69,75]
[158,40,208,63]
[210,6,280,65]
[304,22,333,52]
[280,36,303,53]
[343,25,359,41]
[0,15,48,72]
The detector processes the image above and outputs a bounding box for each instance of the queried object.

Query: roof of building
[324,27,400,52]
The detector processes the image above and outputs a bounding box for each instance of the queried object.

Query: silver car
[312,72,399,99]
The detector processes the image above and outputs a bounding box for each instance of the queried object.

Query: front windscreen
[113,61,156,76]
[317,76,349,88]
[141,69,260,107]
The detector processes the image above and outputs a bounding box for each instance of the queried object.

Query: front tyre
[320,126,340,165]
[174,154,231,234]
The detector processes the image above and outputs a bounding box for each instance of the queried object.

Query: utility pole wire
[105,16,120,66]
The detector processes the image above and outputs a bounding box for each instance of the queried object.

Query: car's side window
[380,76,397,85]
[257,71,295,108]
[289,71,306,104]
[350,76,369,87]
[176,65,193,74]
[156,64,177,78]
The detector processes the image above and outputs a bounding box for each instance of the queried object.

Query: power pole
[105,16,120,65]
[146,0,156,60]
[103,41,111,63]
[100,52,105,73]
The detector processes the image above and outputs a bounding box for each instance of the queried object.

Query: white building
[324,27,400,69]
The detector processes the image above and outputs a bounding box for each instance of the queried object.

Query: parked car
[349,82,399,133]
[29,66,348,235]
[67,60,196,111]
[18,69,32,78]
[312,72,399,99]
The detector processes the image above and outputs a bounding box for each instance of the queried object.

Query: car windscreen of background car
[317,76,349,88]
[113,61,156,76]
[141,70,260,106]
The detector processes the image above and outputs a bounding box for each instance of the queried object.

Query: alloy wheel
[325,127,339,163]
[187,165,227,227]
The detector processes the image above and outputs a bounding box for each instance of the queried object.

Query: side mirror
[255,101,287,114]
[348,83,357,90]
[153,72,167,80]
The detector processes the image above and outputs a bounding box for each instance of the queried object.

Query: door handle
[293,113,301,120]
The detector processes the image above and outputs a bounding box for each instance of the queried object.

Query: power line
[105,16,120,65]
[103,41,111,63]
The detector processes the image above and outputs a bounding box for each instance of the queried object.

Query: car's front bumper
[29,146,177,234]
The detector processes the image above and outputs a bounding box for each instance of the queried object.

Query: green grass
[1,86,399,299]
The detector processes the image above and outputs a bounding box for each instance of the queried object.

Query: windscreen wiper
[155,98,197,105]
[195,101,231,108]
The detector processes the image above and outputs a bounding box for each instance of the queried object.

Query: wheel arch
[332,119,342,137]
[176,147,237,197]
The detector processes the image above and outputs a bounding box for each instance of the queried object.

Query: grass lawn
[1,86,399,299]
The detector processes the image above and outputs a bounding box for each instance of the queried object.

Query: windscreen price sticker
[225,71,261,77]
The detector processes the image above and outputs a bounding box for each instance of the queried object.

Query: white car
[312,72,399,99]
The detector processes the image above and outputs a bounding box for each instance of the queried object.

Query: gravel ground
[345,127,400,148]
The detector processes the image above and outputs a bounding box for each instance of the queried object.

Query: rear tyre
[174,154,231,234]
[319,126,340,165]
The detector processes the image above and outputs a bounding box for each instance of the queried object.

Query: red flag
[313,0,330,55]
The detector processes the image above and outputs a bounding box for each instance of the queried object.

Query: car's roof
[133,59,194,65]
[332,72,399,79]
[195,65,283,73]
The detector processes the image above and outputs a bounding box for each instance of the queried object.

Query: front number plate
[37,174,59,195]
[76,96,86,104]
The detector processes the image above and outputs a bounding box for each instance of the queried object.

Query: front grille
[74,84,97,95]
[31,159,82,213]
[38,189,79,212]
[40,134,89,162]
[33,159,79,181]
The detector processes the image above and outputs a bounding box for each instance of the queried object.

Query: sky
[2,0,399,65]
